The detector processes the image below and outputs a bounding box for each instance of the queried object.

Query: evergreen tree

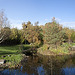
[44,18,65,48]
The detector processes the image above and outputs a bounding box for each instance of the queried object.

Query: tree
[22,21,42,45]
[8,28,20,44]
[71,30,75,43]
[10,28,19,40]
[22,21,32,44]
[0,10,10,43]
[64,28,73,44]
[44,17,65,48]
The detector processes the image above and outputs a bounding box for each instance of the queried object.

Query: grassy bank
[38,43,75,55]
[0,43,75,68]
[0,44,32,68]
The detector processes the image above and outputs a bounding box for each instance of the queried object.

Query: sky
[0,0,75,29]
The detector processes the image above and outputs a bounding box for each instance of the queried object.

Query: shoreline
[37,50,75,56]
[0,50,75,69]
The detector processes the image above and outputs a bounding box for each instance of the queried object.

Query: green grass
[71,43,75,46]
[0,44,33,55]
[50,43,75,54]
[38,43,75,55]
[0,44,33,68]
[50,46,69,54]
[0,45,20,56]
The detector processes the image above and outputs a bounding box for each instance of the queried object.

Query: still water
[0,54,75,75]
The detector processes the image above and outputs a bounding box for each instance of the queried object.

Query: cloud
[9,19,24,29]
[60,22,75,29]
[55,18,61,21]
[9,19,24,24]
[62,22,75,24]
[44,17,61,22]
[45,19,48,21]
[11,23,22,29]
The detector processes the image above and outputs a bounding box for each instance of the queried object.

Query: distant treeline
[1,19,75,46]
[0,10,75,46]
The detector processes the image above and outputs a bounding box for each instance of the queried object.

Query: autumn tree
[22,21,42,45]
[44,17,65,48]
[64,28,73,44]
[32,21,42,45]
[22,21,33,44]
[71,30,75,43]
[9,28,20,44]
[0,10,10,43]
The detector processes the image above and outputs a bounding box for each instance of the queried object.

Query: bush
[71,32,75,42]
[50,46,69,54]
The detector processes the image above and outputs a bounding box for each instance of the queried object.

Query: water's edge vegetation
[0,43,75,69]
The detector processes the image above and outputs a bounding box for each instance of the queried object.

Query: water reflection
[62,67,75,75]
[0,55,75,75]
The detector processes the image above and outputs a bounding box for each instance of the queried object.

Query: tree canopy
[0,10,10,43]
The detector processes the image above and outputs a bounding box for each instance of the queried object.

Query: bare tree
[0,10,10,43]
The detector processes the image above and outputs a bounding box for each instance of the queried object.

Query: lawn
[0,44,32,68]
[0,44,32,56]
[0,45,20,56]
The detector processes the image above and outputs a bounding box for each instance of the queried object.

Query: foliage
[10,28,19,40]
[9,28,20,44]
[0,10,10,43]
[64,28,73,44]
[38,44,49,51]
[50,43,75,54]
[71,31,75,42]
[0,14,75,55]
[22,21,43,45]
[1,28,21,45]
[43,18,65,48]
[4,54,22,67]
[50,46,69,54]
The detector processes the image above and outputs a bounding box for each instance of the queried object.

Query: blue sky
[0,0,75,29]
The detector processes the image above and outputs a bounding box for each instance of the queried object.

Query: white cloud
[55,18,61,21]
[11,23,22,29]
[45,19,48,21]
[62,22,75,24]
[9,19,24,24]
[9,19,24,29]
[60,22,75,29]
[44,17,61,22]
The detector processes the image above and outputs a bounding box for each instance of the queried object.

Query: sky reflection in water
[0,55,75,75]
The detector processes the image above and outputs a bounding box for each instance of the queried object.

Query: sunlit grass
[0,44,32,68]
[38,43,75,55]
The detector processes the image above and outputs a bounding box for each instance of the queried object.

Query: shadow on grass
[0,44,34,56]
[0,44,40,57]
[0,51,18,55]
[0,44,32,50]
[0,45,20,56]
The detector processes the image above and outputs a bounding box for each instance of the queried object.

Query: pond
[0,54,75,75]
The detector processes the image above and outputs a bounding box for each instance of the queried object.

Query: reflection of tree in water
[21,55,75,75]
[43,56,66,75]
[42,55,75,75]
[61,55,75,75]
[21,56,43,75]
[72,55,75,65]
